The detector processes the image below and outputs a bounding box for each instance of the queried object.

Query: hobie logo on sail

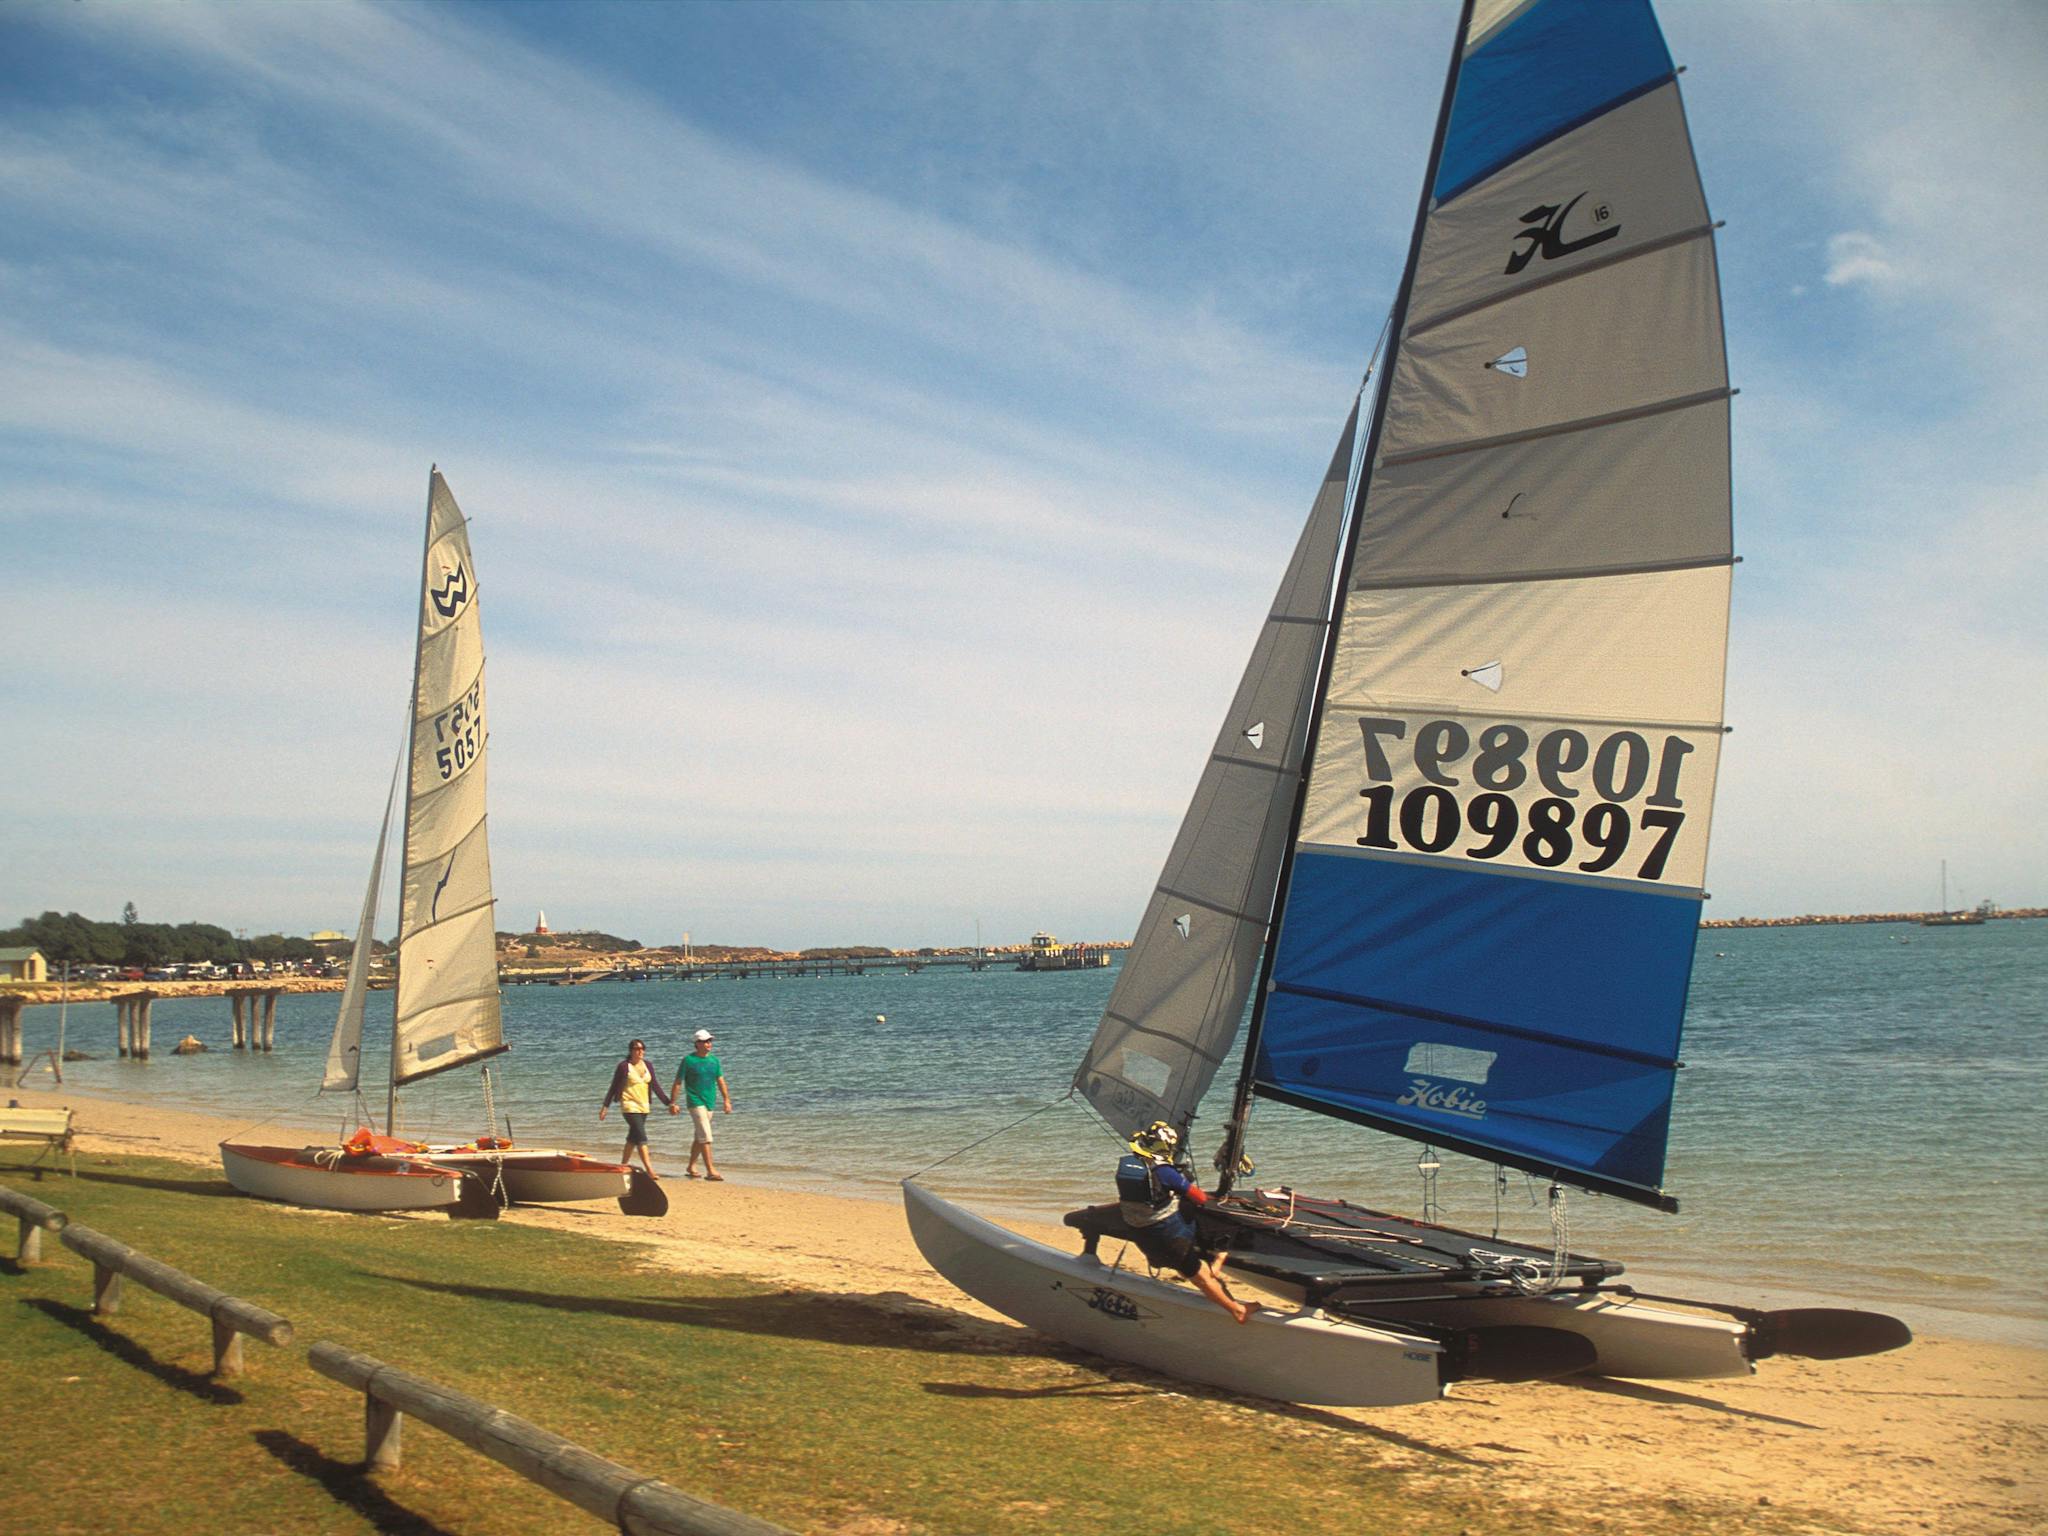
[1504,192,1619,276]
[430,559,471,619]
[1397,1079,1488,1121]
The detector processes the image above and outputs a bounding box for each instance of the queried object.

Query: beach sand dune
[19,1085,2044,1536]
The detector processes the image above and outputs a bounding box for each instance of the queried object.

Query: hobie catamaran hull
[219,1141,467,1212]
[903,1180,1447,1407]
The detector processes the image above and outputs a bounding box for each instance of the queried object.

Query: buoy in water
[875,1014,886,1023]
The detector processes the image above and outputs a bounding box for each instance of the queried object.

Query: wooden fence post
[308,1343,795,1533]
[0,1186,67,1262]
[366,1393,403,1471]
[59,1224,292,1375]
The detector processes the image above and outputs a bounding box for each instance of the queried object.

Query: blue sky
[1,0,2041,948]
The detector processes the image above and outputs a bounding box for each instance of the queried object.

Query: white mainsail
[393,470,503,1086]
[1073,399,1360,1139]
[321,746,404,1094]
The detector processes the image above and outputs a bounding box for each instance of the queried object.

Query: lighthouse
[534,909,550,936]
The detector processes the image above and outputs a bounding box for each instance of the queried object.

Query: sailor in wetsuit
[1116,1121,1256,1324]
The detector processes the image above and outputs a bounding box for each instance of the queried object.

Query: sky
[1,0,2042,949]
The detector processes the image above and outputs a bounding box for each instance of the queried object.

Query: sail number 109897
[1352,717,1694,881]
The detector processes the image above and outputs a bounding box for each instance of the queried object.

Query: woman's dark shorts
[622,1111,650,1147]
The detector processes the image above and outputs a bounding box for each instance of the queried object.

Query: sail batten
[1250,0,1729,1209]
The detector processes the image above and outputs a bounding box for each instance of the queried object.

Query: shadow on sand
[363,1269,1007,1355]
[1568,1374,1824,1429]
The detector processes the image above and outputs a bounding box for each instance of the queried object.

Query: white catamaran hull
[1355,1291,1751,1381]
[1221,1266,1750,1381]
[903,1180,1446,1407]
[219,1142,465,1212]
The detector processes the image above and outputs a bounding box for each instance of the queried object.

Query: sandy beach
[9,1080,2041,1536]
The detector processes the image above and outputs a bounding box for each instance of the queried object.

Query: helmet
[1128,1121,1180,1160]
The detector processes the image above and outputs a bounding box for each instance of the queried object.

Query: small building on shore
[1,947,49,983]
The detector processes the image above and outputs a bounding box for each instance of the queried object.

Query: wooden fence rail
[307,1342,794,1536]
[58,1223,293,1377]
[0,1183,68,1262]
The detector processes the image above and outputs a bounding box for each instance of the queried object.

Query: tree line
[2,909,347,969]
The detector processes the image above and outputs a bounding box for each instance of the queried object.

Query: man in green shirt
[669,1029,733,1180]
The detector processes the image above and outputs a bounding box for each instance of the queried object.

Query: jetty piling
[230,993,246,1049]
[59,1222,293,1377]
[0,996,22,1066]
[308,1342,795,1534]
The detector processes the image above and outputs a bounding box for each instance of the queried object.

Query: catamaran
[907,0,1908,1405]
[220,471,660,1217]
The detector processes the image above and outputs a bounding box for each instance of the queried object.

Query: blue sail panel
[1435,0,1674,204]
[1258,848,1701,1200]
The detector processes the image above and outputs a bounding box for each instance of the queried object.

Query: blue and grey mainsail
[1254,0,1731,1210]
[1074,401,1359,1140]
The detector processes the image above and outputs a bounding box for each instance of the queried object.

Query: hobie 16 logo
[1505,192,1618,276]
[1397,1079,1488,1121]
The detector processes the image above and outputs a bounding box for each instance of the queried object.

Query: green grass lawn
[0,1153,1801,1535]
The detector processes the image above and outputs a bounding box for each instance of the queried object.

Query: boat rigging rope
[478,1066,508,1207]
[904,1092,1075,1181]
[1469,1184,1572,1294]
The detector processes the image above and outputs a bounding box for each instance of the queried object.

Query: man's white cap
[693,1029,715,1042]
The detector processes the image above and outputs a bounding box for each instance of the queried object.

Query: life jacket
[1115,1152,1175,1228]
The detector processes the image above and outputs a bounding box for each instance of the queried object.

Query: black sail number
[1354,715,1697,882]
[430,681,485,781]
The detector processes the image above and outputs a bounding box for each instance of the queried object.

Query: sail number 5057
[1353,718,1694,881]
[430,682,484,781]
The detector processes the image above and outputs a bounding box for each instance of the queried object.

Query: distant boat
[1921,860,1987,927]
[221,471,659,1216]
[1014,932,1110,971]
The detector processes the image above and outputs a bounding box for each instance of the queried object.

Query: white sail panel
[404,762,487,870]
[398,816,495,945]
[394,471,502,1086]
[1075,404,1357,1139]
[1328,563,1730,723]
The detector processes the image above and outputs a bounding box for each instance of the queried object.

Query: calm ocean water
[26,920,2046,1344]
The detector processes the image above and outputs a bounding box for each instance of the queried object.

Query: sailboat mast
[390,466,438,1136]
[1217,0,1477,1194]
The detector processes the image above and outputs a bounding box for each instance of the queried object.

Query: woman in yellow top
[598,1038,675,1180]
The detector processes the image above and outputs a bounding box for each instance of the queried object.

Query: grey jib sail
[1074,400,1359,1139]
[392,470,504,1086]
